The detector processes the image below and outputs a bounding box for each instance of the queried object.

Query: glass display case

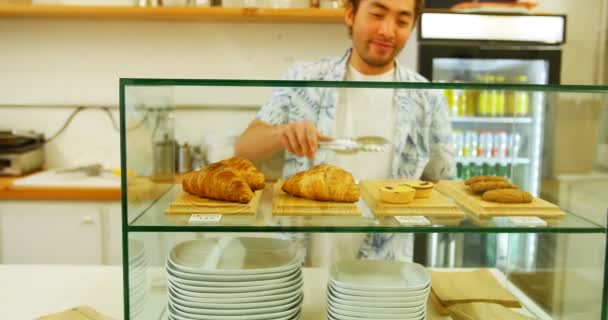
[120,79,608,320]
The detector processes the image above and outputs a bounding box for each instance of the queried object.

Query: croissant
[482,188,533,204]
[282,164,360,202]
[220,156,265,190]
[470,181,517,193]
[182,163,253,204]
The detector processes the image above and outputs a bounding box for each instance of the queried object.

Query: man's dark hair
[345,0,424,36]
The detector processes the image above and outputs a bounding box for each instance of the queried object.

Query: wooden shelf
[0,3,345,22]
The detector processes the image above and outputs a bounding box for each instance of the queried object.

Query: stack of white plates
[166,237,304,320]
[129,239,148,319]
[326,260,431,320]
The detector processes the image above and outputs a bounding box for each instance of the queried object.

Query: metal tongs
[319,136,390,154]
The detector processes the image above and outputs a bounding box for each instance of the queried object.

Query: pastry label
[189,214,222,224]
[395,216,431,226]
[508,217,547,227]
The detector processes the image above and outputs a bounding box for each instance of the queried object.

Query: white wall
[0,0,605,169]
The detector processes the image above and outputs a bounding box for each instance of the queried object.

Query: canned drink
[461,163,471,180]
[478,131,494,158]
[457,162,464,179]
[509,132,522,158]
[494,131,509,158]
[464,130,479,157]
[470,162,483,177]
[495,163,512,179]
[452,130,464,157]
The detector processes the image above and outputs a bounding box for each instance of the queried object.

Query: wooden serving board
[360,180,465,219]
[435,180,566,220]
[164,189,262,215]
[272,180,360,216]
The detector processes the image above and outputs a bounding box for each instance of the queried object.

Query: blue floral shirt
[257,49,456,182]
[256,49,456,261]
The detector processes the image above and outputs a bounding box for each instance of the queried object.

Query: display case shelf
[126,184,604,234]
[456,157,530,165]
[450,116,533,124]
[0,3,344,22]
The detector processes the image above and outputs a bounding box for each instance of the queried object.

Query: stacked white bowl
[129,239,148,319]
[326,259,431,320]
[166,237,304,320]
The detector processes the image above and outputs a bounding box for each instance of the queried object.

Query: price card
[509,217,547,227]
[395,216,431,226]
[189,214,222,224]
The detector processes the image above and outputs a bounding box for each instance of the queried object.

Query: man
[235,0,455,262]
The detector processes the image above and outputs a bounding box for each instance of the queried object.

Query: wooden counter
[0,175,120,201]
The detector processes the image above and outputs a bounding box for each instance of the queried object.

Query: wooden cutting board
[435,180,565,220]
[272,180,361,216]
[164,189,262,215]
[360,180,465,219]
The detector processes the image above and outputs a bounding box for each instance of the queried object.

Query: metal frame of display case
[119,78,608,320]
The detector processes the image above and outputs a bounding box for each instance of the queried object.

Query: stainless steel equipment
[0,131,45,176]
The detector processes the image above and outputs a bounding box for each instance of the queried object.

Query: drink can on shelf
[482,162,495,176]
[470,162,483,177]
[495,163,511,179]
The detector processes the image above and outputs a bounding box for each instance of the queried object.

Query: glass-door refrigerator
[414,12,567,270]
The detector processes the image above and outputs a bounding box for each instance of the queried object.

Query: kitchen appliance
[414,12,566,272]
[0,131,45,176]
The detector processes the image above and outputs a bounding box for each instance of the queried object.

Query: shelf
[135,267,552,320]
[126,184,605,233]
[456,157,530,165]
[0,3,345,22]
[450,116,533,124]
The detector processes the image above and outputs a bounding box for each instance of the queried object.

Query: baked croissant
[482,188,533,204]
[220,156,265,190]
[182,163,253,203]
[282,164,360,202]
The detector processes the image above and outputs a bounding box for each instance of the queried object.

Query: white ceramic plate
[168,311,302,320]
[168,302,300,320]
[169,279,303,299]
[166,260,299,282]
[168,286,301,304]
[330,260,430,292]
[168,273,302,293]
[330,283,430,298]
[129,239,145,262]
[327,297,425,315]
[169,237,299,275]
[327,285,428,303]
[327,288,427,308]
[170,293,302,316]
[327,306,425,320]
[169,288,302,310]
[328,303,424,319]
[167,266,301,287]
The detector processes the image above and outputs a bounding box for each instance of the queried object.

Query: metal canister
[177,143,192,173]
[494,131,509,158]
[478,131,494,158]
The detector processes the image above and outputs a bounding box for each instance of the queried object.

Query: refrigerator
[413,12,567,271]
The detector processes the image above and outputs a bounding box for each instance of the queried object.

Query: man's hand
[277,120,332,160]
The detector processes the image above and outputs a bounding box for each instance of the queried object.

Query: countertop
[0,173,121,201]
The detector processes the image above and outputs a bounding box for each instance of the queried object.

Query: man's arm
[235,119,331,161]
[422,93,456,182]
[234,120,284,161]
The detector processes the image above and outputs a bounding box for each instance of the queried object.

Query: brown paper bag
[431,269,521,308]
[448,302,534,320]
[36,306,114,320]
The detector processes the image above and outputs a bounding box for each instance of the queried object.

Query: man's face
[346,0,416,69]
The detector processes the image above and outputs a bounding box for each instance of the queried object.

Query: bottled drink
[494,131,509,158]
[464,131,479,157]
[478,131,494,158]
[452,130,464,157]
[509,132,522,158]
[476,75,491,117]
